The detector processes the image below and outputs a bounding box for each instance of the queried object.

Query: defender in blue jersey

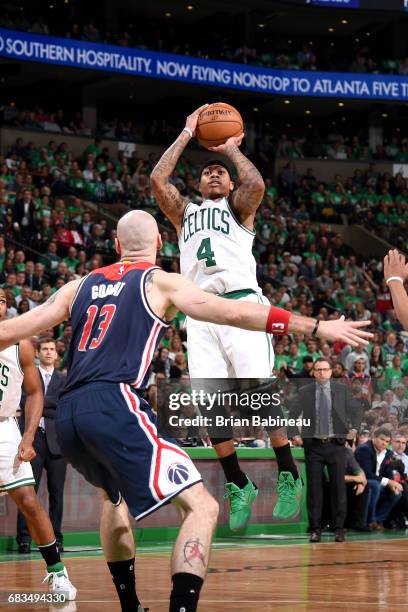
[0,210,372,612]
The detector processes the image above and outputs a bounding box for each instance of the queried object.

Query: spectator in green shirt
[286,342,300,371]
[68,169,86,195]
[385,355,405,389]
[264,178,278,198]
[63,246,79,273]
[160,327,174,348]
[329,185,344,206]
[347,185,361,206]
[160,231,178,259]
[311,183,328,206]
[14,250,26,273]
[396,144,408,162]
[296,338,321,368]
[382,332,398,367]
[83,138,102,161]
[274,343,289,371]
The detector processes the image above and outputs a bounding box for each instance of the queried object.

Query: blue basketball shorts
[56,382,202,520]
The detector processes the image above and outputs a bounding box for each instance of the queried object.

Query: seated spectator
[170,352,188,378]
[349,379,371,415]
[392,432,408,477]
[385,355,406,389]
[15,285,35,310]
[382,332,398,367]
[153,347,173,378]
[344,345,370,376]
[391,383,408,420]
[369,345,386,394]
[343,444,370,531]
[287,355,314,379]
[323,444,371,532]
[355,427,403,529]
[332,362,348,382]
[356,429,371,447]
[384,432,408,528]
[349,358,372,401]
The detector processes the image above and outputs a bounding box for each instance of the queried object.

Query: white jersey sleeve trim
[69,275,90,317]
[226,199,256,236]
[15,344,23,376]
[177,201,191,241]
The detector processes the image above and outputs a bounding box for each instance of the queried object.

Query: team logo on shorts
[167,463,190,485]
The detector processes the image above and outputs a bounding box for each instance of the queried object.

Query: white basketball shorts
[186,292,274,378]
[0,417,35,495]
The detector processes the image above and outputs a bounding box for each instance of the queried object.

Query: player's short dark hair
[199,159,233,180]
[302,356,314,364]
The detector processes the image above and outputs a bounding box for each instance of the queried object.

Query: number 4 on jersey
[197,238,216,267]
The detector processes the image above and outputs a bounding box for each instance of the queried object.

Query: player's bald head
[116,210,159,254]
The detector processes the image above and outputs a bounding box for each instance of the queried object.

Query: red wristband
[266,306,291,335]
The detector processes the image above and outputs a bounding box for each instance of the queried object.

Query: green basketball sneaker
[224,479,259,531]
[273,471,303,520]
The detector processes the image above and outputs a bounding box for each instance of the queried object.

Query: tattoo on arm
[144,270,156,294]
[150,133,190,224]
[224,144,264,213]
[154,182,185,221]
[43,291,59,307]
[183,538,206,568]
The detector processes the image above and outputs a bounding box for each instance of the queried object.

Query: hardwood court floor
[1,534,408,611]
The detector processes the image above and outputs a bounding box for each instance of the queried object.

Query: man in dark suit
[17,337,67,553]
[290,357,363,543]
[355,427,403,529]
[32,262,46,292]
[12,189,37,243]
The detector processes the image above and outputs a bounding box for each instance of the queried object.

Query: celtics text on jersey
[179,197,260,295]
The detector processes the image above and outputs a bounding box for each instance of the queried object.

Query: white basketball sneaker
[43,566,77,601]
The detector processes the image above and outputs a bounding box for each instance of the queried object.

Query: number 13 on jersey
[78,304,117,351]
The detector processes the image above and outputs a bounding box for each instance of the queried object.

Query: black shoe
[56,541,64,553]
[18,542,31,554]
[310,530,321,543]
[334,529,345,542]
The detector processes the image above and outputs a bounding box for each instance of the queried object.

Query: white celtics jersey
[0,344,24,417]
[179,197,260,294]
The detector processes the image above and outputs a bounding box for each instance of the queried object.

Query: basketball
[196,102,244,148]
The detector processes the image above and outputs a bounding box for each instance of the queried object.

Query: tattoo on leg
[183,538,206,568]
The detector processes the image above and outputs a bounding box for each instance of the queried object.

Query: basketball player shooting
[151,104,370,530]
[0,211,371,612]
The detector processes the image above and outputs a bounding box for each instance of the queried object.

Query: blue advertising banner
[0,28,407,101]
[308,0,360,7]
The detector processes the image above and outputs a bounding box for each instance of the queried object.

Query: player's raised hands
[384,249,408,283]
[184,104,209,137]
[316,315,373,347]
[208,133,245,153]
